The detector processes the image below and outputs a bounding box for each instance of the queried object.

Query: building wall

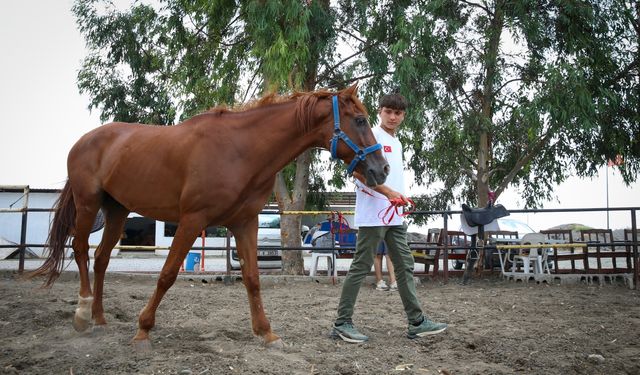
[0,189,356,258]
[0,190,104,257]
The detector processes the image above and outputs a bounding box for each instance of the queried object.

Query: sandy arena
[0,270,638,375]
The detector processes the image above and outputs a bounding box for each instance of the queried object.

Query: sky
[1,2,638,232]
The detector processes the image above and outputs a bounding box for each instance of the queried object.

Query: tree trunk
[273,0,329,274]
[280,213,305,275]
[476,0,504,207]
[274,150,312,275]
[477,132,490,207]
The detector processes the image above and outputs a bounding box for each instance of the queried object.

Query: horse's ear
[343,83,359,97]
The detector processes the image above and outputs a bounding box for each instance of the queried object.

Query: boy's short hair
[378,93,408,111]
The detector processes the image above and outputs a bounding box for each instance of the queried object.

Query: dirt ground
[0,270,639,375]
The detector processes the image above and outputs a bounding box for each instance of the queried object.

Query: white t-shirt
[354,126,406,227]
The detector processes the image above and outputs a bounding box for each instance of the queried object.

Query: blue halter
[329,96,382,175]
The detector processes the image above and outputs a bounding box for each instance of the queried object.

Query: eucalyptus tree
[74,0,638,274]
[354,0,639,213]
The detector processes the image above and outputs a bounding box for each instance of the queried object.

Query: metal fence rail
[1,190,638,288]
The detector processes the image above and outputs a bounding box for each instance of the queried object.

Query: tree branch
[464,153,478,169]
[493,77,522,96]
[462,168,477,180]
[187,13,207,37]
[327,42,379,72]
[450,89,471,117]
[315,40,383,84]
[316,71,392,88]
[454,36,484,57]
[494,130,553,197]
[337,27,367,44]
[604,54,639,87]
[188,10,245,47]
[241,61,263,103]
[459,0,492,16]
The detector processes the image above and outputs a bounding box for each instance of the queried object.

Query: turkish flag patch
[383,145,392,153]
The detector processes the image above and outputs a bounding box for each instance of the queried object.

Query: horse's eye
[355,117,367,127]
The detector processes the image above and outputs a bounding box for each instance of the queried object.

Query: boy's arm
[352,171,410,204]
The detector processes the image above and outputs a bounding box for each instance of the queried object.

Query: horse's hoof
[132,338,152,353]
[72,316,91,332]
[92,324,107,336]
[265,338,285,349]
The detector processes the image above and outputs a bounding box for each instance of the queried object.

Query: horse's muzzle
[364,163,389,187]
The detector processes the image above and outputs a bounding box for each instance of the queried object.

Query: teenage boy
[331,92,448,343]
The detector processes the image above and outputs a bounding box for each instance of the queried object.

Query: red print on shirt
[383,145,392,153]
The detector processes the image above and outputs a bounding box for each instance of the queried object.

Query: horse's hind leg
[71,197,102,332]
[132,214,205,351]
[92,201,129,330]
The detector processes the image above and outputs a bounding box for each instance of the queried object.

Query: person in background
[373,240,397,291]
[331,92,448,343]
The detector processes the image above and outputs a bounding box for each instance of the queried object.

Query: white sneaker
[375,280,389,291]
[389,282,398,291]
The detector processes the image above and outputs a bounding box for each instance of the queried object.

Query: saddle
[90,210,105,233]
[461,203,509,227]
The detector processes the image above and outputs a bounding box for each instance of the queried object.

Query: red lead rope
[360,188,416,225]
[379,197,416,225]
[330,211,350,238]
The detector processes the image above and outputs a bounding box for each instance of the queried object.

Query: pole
[443,213,449,284]
[18,186,30,274]
[224,230,233,285]
[606,165,610,229]
[201,230,206,272]
[631,208,638,290]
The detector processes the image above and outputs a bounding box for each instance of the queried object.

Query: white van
[228,214,282,269]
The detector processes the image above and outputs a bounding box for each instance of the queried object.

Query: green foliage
[243,0,312,90]
[75,1,177,123]
[74,0,638,226]
[352,0,638,222]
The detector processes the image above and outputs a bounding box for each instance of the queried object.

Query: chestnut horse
[31,84,388,350]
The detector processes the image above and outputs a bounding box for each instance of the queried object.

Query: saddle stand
[460,203,509,284]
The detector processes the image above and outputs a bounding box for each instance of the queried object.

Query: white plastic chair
[309,251,337,277]
[511,233,550,274]
[309,232,338,277]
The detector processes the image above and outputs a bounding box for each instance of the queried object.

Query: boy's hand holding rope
[379,197,416,225]
[352,171,415,224]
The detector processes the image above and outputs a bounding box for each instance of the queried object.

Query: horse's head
[328,84,389,187]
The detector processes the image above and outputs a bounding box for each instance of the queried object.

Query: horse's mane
[205,86,367,133]
[207,92,289,114]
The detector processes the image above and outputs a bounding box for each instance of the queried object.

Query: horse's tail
[29,180,76,286]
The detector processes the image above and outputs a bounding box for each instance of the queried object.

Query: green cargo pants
[335,223,424,325]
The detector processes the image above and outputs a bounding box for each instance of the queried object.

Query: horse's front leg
[232,223,283,348]
[131,215,203,352]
